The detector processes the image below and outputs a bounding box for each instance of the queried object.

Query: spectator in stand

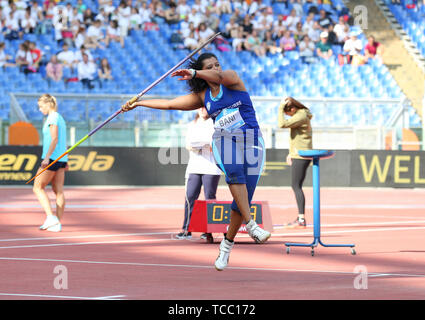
[0,42,16,68]
[83,7,96,27]
[42,0,55,33]
[291,0,304,16]
[198,22,214,43]
[184,30,199,50]
[4,8,21,40]
[57,43,75,73]
[188,7,203,29]
[231,26,246,52]
[245,29,266,57]
[129,7,142,31]
[70,6,84,25]
[164,2,180,24]
[97,57,113,88]
[77,52,97,90]
[53,16,65,46]
[316,31,333,60]
[248,0,267,16]
[364,35,384,61]
[15,41,33,73]
[263,30,281,55]
[225,16,240,39]
[105,20,124,48]
[318,9,333,30]
[138,1,153,27]
[299,35,316,64]
[273,14,286,36]
[215,0,232,15]
[203,7,220,32]
[176,0,191,18]
[279,30,296,53]
[285,9,301,32]
[46,54,63,83]
[21,8,36,34]
[30,0,45,34]
[308,20,321,43]
[333,16,349,47]
[76,0,87,14]
[74,45,94,64]
[326,23,338,46]
[74,25,87,49]
[86,19,105,49]
[301,12,315,35]
[293,21,305,45]
[340,30,363,65]
[99,0,115,15]
[95,7,109,26]
[241,14,254,37]
[29,41,42,69]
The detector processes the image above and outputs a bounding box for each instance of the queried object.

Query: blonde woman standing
[278,96,313,228]
[33,94,68,232]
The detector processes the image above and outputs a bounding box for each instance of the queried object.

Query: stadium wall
[1,146,425,188]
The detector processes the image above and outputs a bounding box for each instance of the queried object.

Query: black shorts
[43,159,67,171]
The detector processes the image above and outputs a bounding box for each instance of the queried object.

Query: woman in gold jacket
[278,97,313,228]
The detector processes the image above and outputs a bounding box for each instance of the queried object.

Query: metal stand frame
[284,150,356,256]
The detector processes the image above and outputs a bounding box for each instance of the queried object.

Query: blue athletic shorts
[211,128,265,213]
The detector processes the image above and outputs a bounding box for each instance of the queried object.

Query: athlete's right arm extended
[122,93,204,112]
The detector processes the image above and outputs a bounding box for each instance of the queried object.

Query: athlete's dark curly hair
[187,52,218,93]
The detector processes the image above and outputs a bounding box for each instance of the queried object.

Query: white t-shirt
[343,38,363,55]
[185,117,222,178]
[57,50,75,65]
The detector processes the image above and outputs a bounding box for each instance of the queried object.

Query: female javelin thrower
[122,53,270,271]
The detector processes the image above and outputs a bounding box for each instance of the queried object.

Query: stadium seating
[386,0,425,57]
[0,0,421,128]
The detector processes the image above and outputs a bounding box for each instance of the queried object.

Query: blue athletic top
[42,111,68,162]
[204,85,259,132]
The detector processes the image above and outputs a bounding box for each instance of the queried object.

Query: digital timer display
[206,203,263,225]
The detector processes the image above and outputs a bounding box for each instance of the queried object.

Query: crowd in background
[0,0,386,90]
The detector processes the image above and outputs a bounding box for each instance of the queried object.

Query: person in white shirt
[333,16,349,46]
[285,9,301,32]
[175,107,222,240]
[129,7,142,30]
[57,43,75,70]
[0,42,15,68]
[188,7,203,29]
[138,1,152,25]
[176,0,191,18]
[21,9,36,34]
[342,30,364,64]
[105,20,124,48]
[299,35,316,64]
[77,53,97,89]
[86,19,105,49]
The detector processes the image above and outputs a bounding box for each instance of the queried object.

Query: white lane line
[1,220,424,244]
[274,220,425,229]
[0,293,125,300]
[1,225,425,249]
[2,203,425,210]
[0,232,175,242]
[0,257,424,278]
[0,238,173,249]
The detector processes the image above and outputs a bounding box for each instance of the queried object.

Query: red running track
[0,186,424,300]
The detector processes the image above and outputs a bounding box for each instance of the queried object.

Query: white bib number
[214,108,245,132]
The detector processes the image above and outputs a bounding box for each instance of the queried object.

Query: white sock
[298,214,305,221]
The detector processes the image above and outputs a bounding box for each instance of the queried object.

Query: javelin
[26,32,221,184]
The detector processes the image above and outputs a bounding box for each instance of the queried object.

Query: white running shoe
[39,215,60,230]
[215,238,234,271]
[246,220,271,244]
[46,223,62,232]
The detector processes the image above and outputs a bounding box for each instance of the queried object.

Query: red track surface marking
[1,186,424,300]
